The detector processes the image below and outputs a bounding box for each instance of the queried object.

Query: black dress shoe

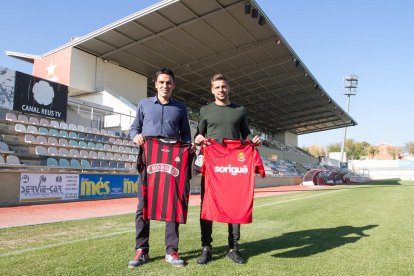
[197,246,212,264]
[226,249,244,264]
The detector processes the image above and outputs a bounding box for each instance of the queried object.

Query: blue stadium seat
[100,160,109,168]
[79,141,88,149]
[46,157,58,167]
[86,133,94,141]
[87,141,96,149]
[78,132,86,140]
[0,141,11,153]
[69,140,79,147]
[68,131,78,139]
[81,159,91,168]
[49,128,59,136]
[91,160,101,168]
[59,130,69,138]
[39,127,49,135]
[14,123,26,132]
[70,159,81,168]
[58,158,70,167]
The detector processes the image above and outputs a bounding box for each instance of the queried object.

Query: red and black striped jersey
[200,139,265,224]
[140,138,192,223]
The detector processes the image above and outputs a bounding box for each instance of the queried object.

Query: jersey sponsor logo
[237,152,245,161]
[214,165,249,175]
[147,163,179,177]
[195,154,204,167]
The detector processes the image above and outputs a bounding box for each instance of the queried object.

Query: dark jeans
[200,176,241,249]
[134,181,179,254]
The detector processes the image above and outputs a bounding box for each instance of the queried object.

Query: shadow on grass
[180,224,378,262]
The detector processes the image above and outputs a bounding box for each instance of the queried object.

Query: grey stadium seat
[6,155,21,165]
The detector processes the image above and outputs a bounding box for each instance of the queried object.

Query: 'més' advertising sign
[13,71,68,120]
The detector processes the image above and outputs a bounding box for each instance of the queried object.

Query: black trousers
[200,219,240,249]
[134,180,179,254]
[200,177,240,249]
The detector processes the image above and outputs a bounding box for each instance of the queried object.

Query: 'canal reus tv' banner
[13,71,68,120]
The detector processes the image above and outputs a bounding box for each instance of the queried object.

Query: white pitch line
[1,188,347,258]
[0,218,196,258]
[0,229,137,258]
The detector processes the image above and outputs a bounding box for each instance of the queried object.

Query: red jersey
[200,139,265,224]
[140,138,192,223]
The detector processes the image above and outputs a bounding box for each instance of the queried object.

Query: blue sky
[1,1,413,148]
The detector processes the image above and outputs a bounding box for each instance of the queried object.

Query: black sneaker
[196,246,212,264]
[226,249,244,264]
[128,249,149,268]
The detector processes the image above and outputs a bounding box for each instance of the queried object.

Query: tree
[406,142,414,155]
[302,145,325,157]
[327,143,341,153]
[387,146,400,160]
[367,145,379,159]
[327,139,370,160]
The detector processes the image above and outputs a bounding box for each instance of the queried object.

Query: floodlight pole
[340,74,358,165]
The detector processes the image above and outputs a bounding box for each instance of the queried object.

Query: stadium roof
[9,0,356,135]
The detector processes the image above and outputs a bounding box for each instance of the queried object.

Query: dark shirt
[196,102,251,142]
[130,96,191,143]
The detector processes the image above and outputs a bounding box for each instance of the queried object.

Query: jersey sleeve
[253,147,266,178]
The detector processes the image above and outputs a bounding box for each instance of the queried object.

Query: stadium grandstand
[1,0,360,206]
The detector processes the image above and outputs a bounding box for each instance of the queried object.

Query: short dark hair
[154,67,175,83]
[210,73,228,86]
